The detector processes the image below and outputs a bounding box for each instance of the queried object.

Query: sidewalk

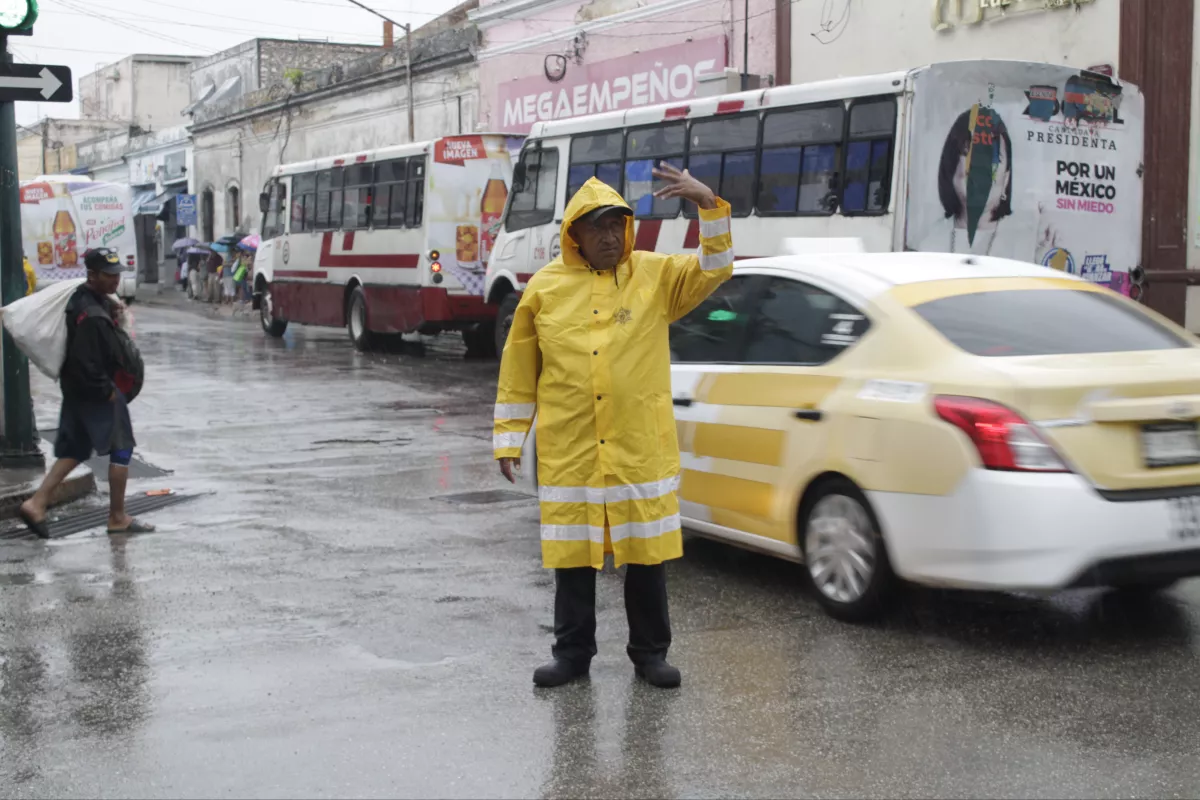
[0,440,95,521]
[138,283,258,323]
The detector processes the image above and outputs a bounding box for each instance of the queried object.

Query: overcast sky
[14,0,463,126]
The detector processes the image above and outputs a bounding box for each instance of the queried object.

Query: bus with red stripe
[255,134,521,353]
[483,61,1144,356]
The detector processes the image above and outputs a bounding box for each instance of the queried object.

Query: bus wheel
[347,286,374,351]
[494,293,520,355]
[260,286,288,337]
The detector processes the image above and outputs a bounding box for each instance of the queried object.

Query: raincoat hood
[561,178,634,270]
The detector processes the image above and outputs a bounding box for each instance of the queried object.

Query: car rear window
[911,289,1191,357]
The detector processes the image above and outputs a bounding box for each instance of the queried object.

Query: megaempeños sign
[497,36,726,134]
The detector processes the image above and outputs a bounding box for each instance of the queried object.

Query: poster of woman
[904,61,1144,295]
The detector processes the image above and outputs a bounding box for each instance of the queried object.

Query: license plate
[1167,496,1200,540]
[1142,422,1200,468]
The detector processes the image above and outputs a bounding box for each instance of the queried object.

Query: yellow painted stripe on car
[890,277,1106,307]
[680,469,773,517]
[696,373,842,409]
[692,423,784,467]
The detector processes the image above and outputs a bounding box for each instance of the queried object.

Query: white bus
[484,60,1144,354]
[255,134,521,353]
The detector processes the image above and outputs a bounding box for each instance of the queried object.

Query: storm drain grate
[438,490,535,505]
[1,491,207,541]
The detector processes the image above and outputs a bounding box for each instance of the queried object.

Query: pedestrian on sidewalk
[18,249,155,539]
[494,164,733,689]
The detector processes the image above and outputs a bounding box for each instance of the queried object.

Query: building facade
[188,14,478,243]
[78,54,198,132]
[16,119,126,181]
[471,0,785,134]
[784,0,1199,329]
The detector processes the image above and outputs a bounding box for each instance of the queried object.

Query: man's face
[572,211,626,271]
[89,269,120,295]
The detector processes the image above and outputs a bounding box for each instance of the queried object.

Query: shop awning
[134,185,187,216]
[132,188,159,215]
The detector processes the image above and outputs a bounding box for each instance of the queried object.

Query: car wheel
[347,286,374,351]
[801,478,894,622]
[260,285,288,337]
[494,292,519,355]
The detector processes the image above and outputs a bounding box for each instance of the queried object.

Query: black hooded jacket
[60,284,125,404]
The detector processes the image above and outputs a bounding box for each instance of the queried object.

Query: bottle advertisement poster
[19,178,135,284]
[904,61,1145,295]
[429,135,521,295]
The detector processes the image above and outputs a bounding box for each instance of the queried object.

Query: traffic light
[0,0,36,33]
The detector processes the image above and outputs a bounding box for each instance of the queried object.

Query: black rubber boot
[533,658,590,688]
[634,658,681,689]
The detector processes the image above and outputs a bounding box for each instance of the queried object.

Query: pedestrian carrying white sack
[0,278,85,380]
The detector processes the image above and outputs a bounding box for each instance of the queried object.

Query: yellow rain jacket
[494,177,734,570]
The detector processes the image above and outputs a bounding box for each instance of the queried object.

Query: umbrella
[216,233,246,246]
[211,242,231,253]
[172,237,199,251]
[186,245,212,255]
[237,234,261,250]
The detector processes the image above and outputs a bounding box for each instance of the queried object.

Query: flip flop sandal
[18,507,52,539]
[107,519,156,535]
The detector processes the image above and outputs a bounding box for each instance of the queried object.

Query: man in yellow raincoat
[495,164,733,688]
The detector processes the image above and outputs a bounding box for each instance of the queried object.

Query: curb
[0,444,96,521]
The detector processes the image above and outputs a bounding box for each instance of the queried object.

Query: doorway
[201,187,215,242]
[1121,0,1195,324]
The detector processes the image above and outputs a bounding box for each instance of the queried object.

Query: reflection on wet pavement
[2,307,1200,798]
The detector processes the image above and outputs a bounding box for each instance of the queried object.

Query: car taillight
[933,395,1069,473]
[126,255,135,267]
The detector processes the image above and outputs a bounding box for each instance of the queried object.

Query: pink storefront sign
[497,36,727,134]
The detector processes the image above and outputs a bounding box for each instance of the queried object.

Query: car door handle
[673,397,693,407]
[794,409,823,421]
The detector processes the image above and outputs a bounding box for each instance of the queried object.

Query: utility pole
[345,0,415,142]
[0,32,36,464]
[742,0,749,91]
[0,1,74,466]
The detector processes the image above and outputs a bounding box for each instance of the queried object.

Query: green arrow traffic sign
[0,0,36,32]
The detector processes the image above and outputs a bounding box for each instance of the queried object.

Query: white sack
[0,279,84,380]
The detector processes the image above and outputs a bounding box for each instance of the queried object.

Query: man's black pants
[552,564,671,666]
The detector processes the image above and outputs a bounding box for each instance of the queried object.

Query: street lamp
[0,0,36,32]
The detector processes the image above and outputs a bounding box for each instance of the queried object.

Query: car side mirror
[259,192,270,214]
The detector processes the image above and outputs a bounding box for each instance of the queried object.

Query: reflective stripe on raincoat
[494,177,733,570]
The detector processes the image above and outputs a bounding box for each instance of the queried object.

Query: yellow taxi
[520,252,1200,621]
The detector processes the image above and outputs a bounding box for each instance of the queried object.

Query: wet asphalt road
[3,305,1200,799]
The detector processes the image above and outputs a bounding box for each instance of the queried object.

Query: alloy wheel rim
[260,291,272,327]
[805,494,877,605]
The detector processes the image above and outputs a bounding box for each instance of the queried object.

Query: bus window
[506,148,559,232]
[343,163,373,230]
[686,115,758,217]
[263,180,287,240]
[843,98,895,214]
[568,132,624,199]
[294,173,316,232]
[406,157,425,228]
[760,104,843,215]
[373,159,406,229]
[625,123,685,218]
[316,168,344,230]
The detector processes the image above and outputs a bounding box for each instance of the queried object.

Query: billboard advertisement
[496,36,726,134]
[905,61,1144,295]
[20,178,136,283]
[428,135,524,295]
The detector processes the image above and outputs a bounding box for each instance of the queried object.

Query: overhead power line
[48,0,209,51]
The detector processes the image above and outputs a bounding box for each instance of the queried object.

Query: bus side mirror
[259,192,270,214]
